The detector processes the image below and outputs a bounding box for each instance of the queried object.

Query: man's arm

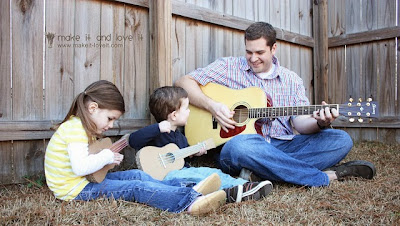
[175,75,236,132]
[292,101,338,134]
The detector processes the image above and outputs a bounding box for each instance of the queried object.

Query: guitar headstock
[339,97,379,123]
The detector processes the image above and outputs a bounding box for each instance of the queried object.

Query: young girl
[44,80,226,215]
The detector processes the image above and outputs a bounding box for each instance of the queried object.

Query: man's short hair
[149,86,188,122]
[245,22,277,48]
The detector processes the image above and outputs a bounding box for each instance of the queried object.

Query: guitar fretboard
[248,104,339,118]
[110,137,129,153]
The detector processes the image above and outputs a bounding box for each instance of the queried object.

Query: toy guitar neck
[136,139,215,180]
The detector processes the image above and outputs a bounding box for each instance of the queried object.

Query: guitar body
[185,83,269,147]
[136,143,184,180]
[85,138,116,183]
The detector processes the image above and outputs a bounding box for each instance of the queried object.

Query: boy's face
[174,98,190,126]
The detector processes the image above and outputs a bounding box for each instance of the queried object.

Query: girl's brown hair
[58,80,125,142]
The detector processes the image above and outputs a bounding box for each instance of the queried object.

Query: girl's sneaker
[192,173,221,195]
[187,190,226,216]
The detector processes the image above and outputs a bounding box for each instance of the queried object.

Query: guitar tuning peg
[349,97,354,102]
[358,118,364,123]
[349,118,355,123]
[358,98,362,102]
[366,112,370,117]
[369,119,373,123]
[367,97,372,102]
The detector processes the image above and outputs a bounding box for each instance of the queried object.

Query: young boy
[128,86,273,203]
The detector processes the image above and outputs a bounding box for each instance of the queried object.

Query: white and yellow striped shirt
[44,116,90,200]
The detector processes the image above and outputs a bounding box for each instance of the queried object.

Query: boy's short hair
[149,86,188,122]
[245,22,276,48]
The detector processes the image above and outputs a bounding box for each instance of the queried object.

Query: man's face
[245,38,276,74]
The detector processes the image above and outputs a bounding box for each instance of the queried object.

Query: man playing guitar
[175,22,376,187]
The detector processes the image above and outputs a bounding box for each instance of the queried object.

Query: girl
[44,80,226,215]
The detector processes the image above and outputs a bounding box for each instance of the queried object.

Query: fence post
[149,0,172,91]
[313,0,328,104]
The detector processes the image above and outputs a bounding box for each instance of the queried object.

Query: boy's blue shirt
[128,123,189,150]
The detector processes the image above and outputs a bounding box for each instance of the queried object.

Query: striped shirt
[44,116,89,200]
[189,56,309,140]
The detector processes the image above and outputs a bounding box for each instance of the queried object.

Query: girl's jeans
[219,129,353,186]
[74,169,200,213]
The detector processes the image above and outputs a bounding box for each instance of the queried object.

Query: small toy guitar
[136,139,215,180]
[85,134,129,183]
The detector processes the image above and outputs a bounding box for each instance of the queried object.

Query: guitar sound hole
[233,105,249,123]
[165,152,175,163]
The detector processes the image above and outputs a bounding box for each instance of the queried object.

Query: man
[175,22,375,186]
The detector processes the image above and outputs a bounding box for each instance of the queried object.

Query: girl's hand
[113,153,124,165]
[159,120,172,133]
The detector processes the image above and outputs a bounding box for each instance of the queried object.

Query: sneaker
[224,180,273,203]
[239,168,261,182]
[187,190,226,216]
[325,160,376,180]
[193,173,221,195]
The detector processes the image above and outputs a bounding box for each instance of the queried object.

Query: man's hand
[312,101,339,128]
[210,102,236,132]
[158,120,172,133]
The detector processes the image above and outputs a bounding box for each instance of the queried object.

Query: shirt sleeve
[189,57,229,85]
[68,142,114,176]
[128,123,162,150]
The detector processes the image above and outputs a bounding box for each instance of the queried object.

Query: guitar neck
[248,104,339,118]
[170,142,208,160]
[109,136,129,153]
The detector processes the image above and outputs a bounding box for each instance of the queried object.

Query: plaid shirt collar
[239,56,281,80]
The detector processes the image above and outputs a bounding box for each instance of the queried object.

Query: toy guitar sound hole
[232,105,249,123]
[165,152,175,163]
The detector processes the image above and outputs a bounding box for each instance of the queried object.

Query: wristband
[317,121,329,130]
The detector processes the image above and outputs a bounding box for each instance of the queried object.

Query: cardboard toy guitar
[185,83,379,147]
[136,138,215,180]
[85,134,129,183]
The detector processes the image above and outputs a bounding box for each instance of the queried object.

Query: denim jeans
[164,166,248,189]
[74,169,200,213]
[219,129,353,186]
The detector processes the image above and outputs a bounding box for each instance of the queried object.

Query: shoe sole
[194,173,221,195]
[188,190,226,216]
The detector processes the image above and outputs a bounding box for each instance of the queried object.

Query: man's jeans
[219,129,353,186]
[75,169,200,213]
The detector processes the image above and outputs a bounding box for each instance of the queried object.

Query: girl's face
[88,102,122,134]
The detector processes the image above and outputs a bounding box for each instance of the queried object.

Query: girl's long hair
[57,80,125,143]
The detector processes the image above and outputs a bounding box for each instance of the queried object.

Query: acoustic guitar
[185,83,379,147]
[85,134,129,183]
[136,139,215,180]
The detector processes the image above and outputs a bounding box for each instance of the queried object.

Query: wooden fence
[0,0,398,184]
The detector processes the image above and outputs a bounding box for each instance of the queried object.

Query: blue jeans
[74,169,200,213]
[219,129,353,186]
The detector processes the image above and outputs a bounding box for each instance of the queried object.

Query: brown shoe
[187,190,226,216]
[326,160,376,180]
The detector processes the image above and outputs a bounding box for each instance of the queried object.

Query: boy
[128,86,273,203]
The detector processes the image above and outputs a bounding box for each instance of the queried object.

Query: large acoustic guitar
[85,134,129,183]
[136,139,215,180]
[185,83,379,147]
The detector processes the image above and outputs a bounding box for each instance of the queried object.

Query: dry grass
[1,141,399,225]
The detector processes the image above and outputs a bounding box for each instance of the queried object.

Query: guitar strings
[157,143,206,163]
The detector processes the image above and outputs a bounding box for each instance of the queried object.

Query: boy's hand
[159,120,172,133]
